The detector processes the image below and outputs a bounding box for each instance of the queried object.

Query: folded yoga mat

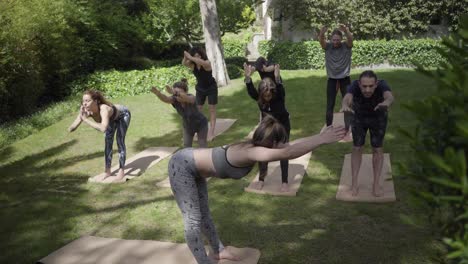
[89,147,178,183]
[320,112,352,143]
[37,235,261,264]
[244,152,312,196]
[194,118,237,141]
[336,153,396,202]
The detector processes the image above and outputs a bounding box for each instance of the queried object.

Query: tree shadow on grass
[0,139,175,264]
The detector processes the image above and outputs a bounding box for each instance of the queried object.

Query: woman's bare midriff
[193,148,216,178]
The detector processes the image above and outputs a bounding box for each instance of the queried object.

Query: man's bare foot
[351,185,359,196]
[253,181,264,190]
[215,247,240,261]
[373,184,384,197]
[280,183,289,192]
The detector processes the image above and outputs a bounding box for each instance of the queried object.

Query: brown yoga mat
[336,153,396,202]
[321,112,352,143]
[194,118,237,141]
[244,152,312,196]
[37,235,261,264]
[89,147,178,183]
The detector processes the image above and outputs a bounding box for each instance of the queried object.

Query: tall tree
[198,0,229,86]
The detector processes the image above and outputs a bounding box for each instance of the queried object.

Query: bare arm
[245,126,346,162]
[341,93,354,113]
[182,55,194,70]
[339,24,353,48]
[81,106,112,133]
[243,63,259,100]
[262,65,275,72]
[184,51,212,70]
[68,108,84,132]
[151,87,174,104]
[374,91,394,111]
[319,26,327,49]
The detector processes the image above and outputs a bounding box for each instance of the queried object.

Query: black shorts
[351,113,387,148]
[196,84,218,105]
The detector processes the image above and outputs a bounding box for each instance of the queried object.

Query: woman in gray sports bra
[151,78,208,148]
[68,90,131,183]
[168,115,346,263]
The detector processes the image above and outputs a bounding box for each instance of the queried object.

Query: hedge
[69,65,197,98]
[259,39,445,69]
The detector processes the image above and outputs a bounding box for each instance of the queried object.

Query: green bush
[400,15,468,263]
[222,37,247,58]
[69,65,197,98]
[226,64,243,79]
[259,39,445,69]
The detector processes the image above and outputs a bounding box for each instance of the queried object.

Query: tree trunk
[198,0,229,86]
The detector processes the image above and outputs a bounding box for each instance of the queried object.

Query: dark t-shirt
[171,94,208,130]
[347,80,391,117]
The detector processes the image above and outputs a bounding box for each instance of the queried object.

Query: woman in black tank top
[182,47,218,141]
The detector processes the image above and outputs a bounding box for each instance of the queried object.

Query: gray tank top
[212,145,254,179]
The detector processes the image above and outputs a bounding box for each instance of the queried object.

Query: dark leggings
[168,148,224,264]
[326,76,351,126]
[104,106,131,169]
[259,118,291,183]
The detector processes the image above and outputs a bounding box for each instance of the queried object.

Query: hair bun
[181,78,188,83]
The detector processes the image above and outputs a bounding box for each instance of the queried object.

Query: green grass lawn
[0,69,445,263]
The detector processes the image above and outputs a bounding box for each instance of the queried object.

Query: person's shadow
[116,154,161,177]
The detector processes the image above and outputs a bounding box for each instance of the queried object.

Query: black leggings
[259,118,291,183]
[326,76,350,126]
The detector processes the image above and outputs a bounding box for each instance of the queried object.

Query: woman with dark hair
[68,90,131,182]
[182,47,218,141]
[242,62,291,192]
[168,115,346,263]
[151,78,208,148]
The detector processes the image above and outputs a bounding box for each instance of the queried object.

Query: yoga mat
[320,112,352,143]
[89,147,178,183]
[37,235,261,264]
[194,118,237,141]
[244,152,312,196]
[336,153,396,202]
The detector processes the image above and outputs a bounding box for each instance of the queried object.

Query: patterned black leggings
[168,148,224,264]
[104,106,131,169]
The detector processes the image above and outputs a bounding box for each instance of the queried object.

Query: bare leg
[351,146,363,196]
[253,162,268,190]
[372,147,384,197]
[208,104,216,141]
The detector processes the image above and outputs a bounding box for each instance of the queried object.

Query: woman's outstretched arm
[246,126,346,162]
